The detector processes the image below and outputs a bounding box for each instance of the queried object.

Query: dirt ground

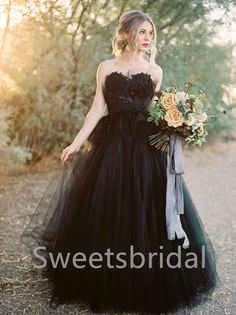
[0,133,236,315]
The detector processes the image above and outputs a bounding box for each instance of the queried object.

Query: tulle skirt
[21,110,221,314]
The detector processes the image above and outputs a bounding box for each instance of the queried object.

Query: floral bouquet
[147,84,209,152]
[147,83,227,248]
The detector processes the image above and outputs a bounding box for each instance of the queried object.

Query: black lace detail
[128,75,154,99]
[103,71,155,115]
[87,71,158,144]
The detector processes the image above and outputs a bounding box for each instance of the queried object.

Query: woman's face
[134,20,154,52]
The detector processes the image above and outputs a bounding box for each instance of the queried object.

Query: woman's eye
[140,30,145,34]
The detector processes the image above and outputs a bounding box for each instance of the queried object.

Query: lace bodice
[88,71,158,145]
[103,71,155,115]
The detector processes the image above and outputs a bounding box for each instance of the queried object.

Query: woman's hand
[60,142,81,164]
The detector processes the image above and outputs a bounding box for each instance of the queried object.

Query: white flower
[196,122,203,128]
[176,91,188,104]
[198,112,208,122]
[185,113,196,126]
[197,126,205,136]
[192,122,204,131]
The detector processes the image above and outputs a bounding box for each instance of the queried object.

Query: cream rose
[161,93,177,110]
[165,108,184,128]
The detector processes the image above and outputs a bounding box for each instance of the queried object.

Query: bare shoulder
[150,63,163,80]
[150,63,163,92]
[97,59,115,76]
[93,60,108,88]
[95,59,116,88]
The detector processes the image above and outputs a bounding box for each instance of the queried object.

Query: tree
[0,0,235,162]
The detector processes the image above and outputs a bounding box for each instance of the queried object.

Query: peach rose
[165,108,184,128]
[161,93,177,110]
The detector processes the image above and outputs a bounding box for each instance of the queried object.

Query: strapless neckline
[105,71,155,90]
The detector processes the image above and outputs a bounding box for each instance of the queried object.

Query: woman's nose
[144,34,151,41]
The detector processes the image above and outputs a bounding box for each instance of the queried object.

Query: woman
[21,10,221,315]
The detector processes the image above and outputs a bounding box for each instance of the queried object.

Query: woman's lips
[142,44,149,47]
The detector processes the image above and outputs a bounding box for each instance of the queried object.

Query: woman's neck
[117,50,145,66]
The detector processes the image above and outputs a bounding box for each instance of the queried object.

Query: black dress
[21,71,221,315]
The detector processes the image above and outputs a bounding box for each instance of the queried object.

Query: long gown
[21,71,221,315]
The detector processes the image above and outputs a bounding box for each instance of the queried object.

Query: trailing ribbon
[165,133,190,249]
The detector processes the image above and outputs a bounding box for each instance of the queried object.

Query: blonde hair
[112,10,157,63]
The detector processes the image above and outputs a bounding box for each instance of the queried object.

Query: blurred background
[0,0,236,174]
[1,2,236,314]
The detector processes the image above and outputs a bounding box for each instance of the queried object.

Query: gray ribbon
[165,133,190,249]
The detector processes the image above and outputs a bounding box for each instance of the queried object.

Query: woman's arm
[71,61,108,149]
[61,61,109,163]
[149,64,163,108]
[153,64,163,93]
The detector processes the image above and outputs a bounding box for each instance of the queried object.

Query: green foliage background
[0,0,236,163]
